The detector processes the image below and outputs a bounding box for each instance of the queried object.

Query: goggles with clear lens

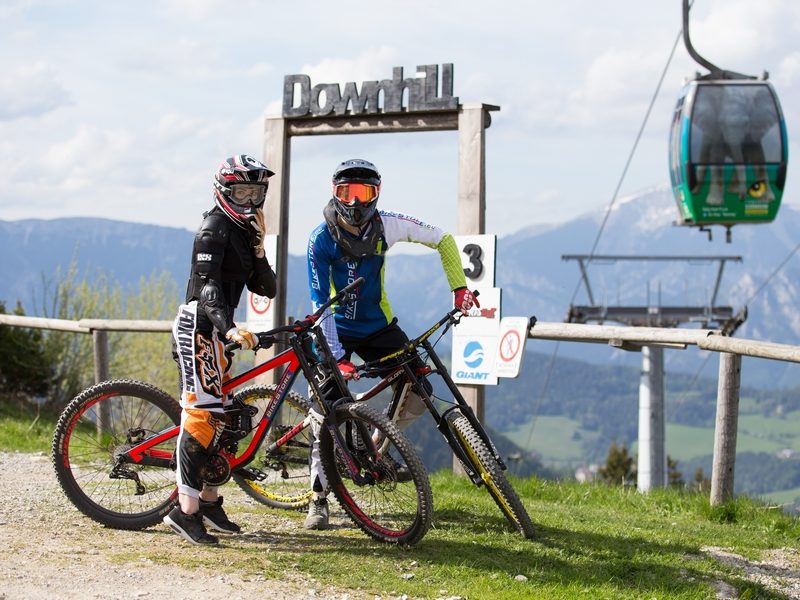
[230,184,267,206]
[333,182,379,206]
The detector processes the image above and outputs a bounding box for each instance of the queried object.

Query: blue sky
[2,0,799,254]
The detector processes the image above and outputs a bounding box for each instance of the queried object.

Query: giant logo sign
[283,64,458,118]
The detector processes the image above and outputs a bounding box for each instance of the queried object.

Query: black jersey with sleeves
[184,207,276,333]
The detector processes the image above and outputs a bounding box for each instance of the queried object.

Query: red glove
[454,287,480,315]
[338,359,360,380]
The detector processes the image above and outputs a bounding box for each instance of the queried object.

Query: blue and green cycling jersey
[307,210,466,347]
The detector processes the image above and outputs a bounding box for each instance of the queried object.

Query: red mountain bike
[52,278,433,546]
[235,301,536,539]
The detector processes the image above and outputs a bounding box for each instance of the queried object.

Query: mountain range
[4,185,799,389]
[4,188,800,499]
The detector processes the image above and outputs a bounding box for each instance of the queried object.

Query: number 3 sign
[454,234,496,287]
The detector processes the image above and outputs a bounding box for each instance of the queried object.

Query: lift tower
[563,255,745,491]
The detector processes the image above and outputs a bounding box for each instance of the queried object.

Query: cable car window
[689,84,782,165]
[669,96,685,186]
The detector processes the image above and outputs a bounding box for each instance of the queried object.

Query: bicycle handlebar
[355,289,480,374]
[225,277,365,352]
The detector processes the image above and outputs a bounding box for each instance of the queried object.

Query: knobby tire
[320,402,433,546]
[231,384,314,510]
[448,412,536,539]
[52,379,180,530]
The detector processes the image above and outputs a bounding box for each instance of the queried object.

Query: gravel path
[0,451,362,600]
[2,451,798,599]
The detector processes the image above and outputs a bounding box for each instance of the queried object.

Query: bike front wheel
[447,412,536,539]
[231,384,314,510]
[52,379,180,530]
[320,402,433,546]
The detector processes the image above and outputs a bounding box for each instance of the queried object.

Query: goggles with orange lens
[333,182,379,205]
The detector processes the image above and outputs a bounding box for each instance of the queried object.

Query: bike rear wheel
[231,384,314,510]
[52,379,180,530]
[320,403,433,546]
[447,412,536,539]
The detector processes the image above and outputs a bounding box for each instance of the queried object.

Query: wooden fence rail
[3,313,798,506]
[528,321,800,505]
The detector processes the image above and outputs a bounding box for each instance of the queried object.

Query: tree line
[0,263,179,413]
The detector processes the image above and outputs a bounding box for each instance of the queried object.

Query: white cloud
[689,0,800,71]
[0,62,72,121]
[299,48,402,85]
[38,125,134,190]
[158,0,253,19]
[1,0,799,249]
[517,46,674,134]
[774,52,800,87]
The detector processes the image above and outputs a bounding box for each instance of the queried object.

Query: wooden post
[92,330,111,435]
[452,103,495,475]
[261,116,291,384]
[710,352,741,506]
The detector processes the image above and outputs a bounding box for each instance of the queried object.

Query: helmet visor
[230,184,267,206]
[333,183,379,206]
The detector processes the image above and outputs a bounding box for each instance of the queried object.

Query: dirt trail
[0,451,361,600]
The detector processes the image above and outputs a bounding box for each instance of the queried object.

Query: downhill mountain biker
[165,154,277,545]
[303,158,479,529]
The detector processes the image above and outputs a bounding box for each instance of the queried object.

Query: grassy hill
[486,350,800,506]
[2,401,798,598]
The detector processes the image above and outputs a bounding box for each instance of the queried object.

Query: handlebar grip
[343,276,365,294]
[225,341,241,353]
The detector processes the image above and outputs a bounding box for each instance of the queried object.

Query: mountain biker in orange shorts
[164,154,277,545]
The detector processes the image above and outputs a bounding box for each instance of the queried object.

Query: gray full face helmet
[330,159,381,227]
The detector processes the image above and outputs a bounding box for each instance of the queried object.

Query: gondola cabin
[669,79,788,229]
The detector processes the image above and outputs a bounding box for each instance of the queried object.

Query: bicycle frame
[353,309,507,486]
[117,279,376,484]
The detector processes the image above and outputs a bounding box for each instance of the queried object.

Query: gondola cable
[522,22,687,457]
[667,241,800,422]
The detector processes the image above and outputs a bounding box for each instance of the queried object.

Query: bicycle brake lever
[255,333,275,351]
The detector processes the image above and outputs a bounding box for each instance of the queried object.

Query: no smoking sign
[499,329,522,362]
[494,317,530,378]
[249,293,272,315]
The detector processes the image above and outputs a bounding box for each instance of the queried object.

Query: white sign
[494,317,530,378]
[453,287,501,336]
[450,235,500,386]
[451,334,498,386]
[454,234,496,287]
[246,234,278,332]
[451,287,501,386]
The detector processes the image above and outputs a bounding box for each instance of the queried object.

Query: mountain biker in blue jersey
[164,154,277,545]
[303,158,479,530]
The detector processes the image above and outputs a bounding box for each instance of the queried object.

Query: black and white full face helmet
[330,159,381,228]
[213,154,275,228]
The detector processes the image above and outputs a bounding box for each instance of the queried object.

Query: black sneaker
[200,496,241,534]
[163,506,219,545]
[384,454,413,483]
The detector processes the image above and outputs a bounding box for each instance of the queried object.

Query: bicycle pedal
[233,467,267,482]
